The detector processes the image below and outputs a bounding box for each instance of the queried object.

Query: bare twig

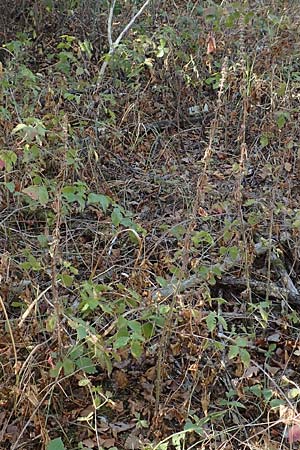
[96,0,152,86]
[0,295,18,374]
[107,0,116,48]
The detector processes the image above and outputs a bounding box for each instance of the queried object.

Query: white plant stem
[96,0,152,87]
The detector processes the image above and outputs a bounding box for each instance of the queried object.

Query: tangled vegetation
[1,1,300,449]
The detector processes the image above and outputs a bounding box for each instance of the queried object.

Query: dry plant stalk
[235,21,252,302]
[50,115,69,352]
[182,56,228,274]
[154,57,228,416]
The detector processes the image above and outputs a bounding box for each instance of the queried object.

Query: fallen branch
[218,275,300,305]
[151,240,300,305]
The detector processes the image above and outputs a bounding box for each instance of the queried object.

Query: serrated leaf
[228,345,239,359]
[114,336,130,349]
[76,357,97,374]
[62,357,75,376]
[206,311,217,333]
[76,325,87,340]
[235,337,248,347]
[218,315,228,330]
[128,320,142,335]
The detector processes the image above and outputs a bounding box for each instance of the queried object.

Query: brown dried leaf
[113,369,129,389]
[201,390,211,417]
[207,32,216,55]
[244,365,259,378]
[124,434,143,449]
[145,366,156,381]
[288,424,300,443]
[284,162,292,172]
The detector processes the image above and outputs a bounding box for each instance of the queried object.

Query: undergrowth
[1,1,300,449]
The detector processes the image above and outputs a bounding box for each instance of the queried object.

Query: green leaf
[111,207,123,227]
[228,345,239,359]
[49,366,61,378]
[206,311,217,333]
[58,273,74,287]
[46,314,57,332]
[22,185,49,205]
[156,444,168,450]
[69,345,84,360]
[0,151,17,171]
[96,350,112,375]
[191,230,214,247]
[211,265,222,276]
[47,437,65,450]
[235,337,248,347]
[142,322,155,339]
[170,224,186,239]
[78,378,90,387]
[218,315,228,330]
[269,399,285,408]
[38,186,49,205]
[276,113,286,129]
[128,320,142,335]
[62,357,75,376]
[260,134,269,148]
[12,123,27,134]
[262,388,273,402]
[156,276,168,287]
[293,219,300,229]
[228,401,246,409]
[131,340,143,358]
[172,433,184,450]
[288,388,300,399]
[247,211,261,226]
[76,357,97,374]
[228,246,239,260]
[76,325,87,340]
[239,348,251,367]
[87,193,111,212]
[249,384,262,398]
[5,181,15,192]
[239,348,250,367]
[114,336,130,349]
